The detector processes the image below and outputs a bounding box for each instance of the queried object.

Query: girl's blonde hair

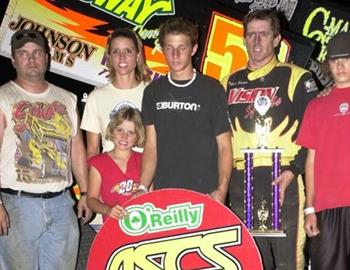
[105,107,145,148]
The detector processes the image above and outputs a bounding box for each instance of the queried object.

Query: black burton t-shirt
[142,73,230,194]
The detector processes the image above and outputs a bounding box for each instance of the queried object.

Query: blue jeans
[0,190,79,270]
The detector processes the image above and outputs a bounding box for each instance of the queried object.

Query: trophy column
[242,148,286,237]
[244,151,254,230]
[272,150,281,231]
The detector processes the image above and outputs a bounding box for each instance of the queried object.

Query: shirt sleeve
[141,84,155,126]
[292,71,318,128]
[212,82,230,136]
[80,90,100,134]
[288,71,318,174]
[296,101,317,150]
[88,154,105,174]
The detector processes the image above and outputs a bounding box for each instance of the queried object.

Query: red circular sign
[88,188,262,269]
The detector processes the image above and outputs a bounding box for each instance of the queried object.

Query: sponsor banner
[0,0,169,86]
[215,0,350,63]
[0,0,315,88]
[294,0,350,62]
[87,188,263,270]
[0,0,105,86]
[5,0,346,87]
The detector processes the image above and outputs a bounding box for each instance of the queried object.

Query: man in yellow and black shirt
[226,9,318,270]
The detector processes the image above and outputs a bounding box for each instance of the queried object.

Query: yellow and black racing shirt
[226,56,318,171]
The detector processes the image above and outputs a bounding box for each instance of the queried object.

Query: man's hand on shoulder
[317,87,332,97]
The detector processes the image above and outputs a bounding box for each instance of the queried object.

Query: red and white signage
[88,188,262,269]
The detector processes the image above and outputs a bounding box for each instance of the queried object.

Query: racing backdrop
[1,0,350,98]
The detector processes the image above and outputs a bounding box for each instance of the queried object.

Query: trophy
[242,96,286,237]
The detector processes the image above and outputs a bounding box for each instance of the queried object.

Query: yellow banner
[0,0,169,86]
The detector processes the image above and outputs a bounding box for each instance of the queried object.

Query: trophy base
[249,229,286,237]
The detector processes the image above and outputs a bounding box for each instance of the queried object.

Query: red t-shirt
[88,151,142,221]
[297,87,350,212]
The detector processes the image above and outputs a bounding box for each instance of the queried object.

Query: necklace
[167,69,197,88]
